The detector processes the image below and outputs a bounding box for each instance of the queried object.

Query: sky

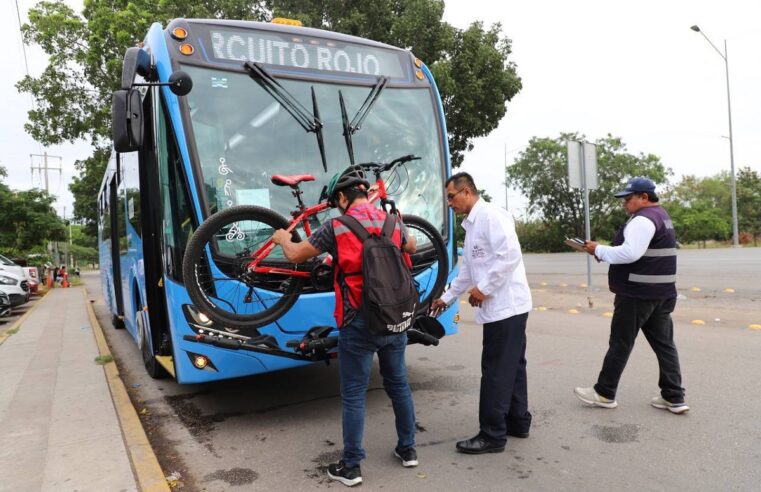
[2,0,760,219]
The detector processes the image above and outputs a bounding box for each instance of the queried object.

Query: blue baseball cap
[614,177,656,198]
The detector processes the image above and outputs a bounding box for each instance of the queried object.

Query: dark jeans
[594,295,685,402]
[338,315,416,466]
[480,313,531,444]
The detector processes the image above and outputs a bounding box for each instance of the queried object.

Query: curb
[0,293,45,346]
[83,289,170,492]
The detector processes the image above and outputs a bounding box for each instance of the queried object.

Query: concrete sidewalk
[0,287,161,491]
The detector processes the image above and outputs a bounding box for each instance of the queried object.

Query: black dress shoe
[456,435,505,454]
[507,429,529,439]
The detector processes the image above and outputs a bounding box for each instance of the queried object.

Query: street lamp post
[690,25,740,247]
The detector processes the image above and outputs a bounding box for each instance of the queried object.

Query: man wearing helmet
[272,165,418,487]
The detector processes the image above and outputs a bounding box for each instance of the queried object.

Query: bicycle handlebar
[359,154,421,175]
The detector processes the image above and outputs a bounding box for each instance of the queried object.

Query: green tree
[19,0,520,229]
[736,167,761,245]
[507,133,670,251]
[674,206,730,248]
[69,148,110,236]
[0,184,66,255]
[662,173,733,246]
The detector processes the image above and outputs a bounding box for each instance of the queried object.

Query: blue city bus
[98,18,459,383]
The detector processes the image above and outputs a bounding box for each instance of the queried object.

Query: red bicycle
[182,155,448,331]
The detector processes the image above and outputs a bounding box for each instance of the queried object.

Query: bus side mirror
[168,70,193,96]
[121,47,151,89]
[112,89,144,152]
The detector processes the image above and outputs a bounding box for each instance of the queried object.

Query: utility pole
[30,152,63,194]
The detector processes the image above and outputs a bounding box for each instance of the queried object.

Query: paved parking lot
[84,248,761,491]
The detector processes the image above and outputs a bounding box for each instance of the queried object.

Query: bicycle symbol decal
[225,222,245,242]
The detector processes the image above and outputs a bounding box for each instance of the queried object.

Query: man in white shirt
[431,172,533,454]
[574,177,688,415]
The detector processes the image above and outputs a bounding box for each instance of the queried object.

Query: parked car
[0,254,26,279]
[23,267,39,294]
[0,255,38,294]
[0,291,10,318]
[0,271,30,307]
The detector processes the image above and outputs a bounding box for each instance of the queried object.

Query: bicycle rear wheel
[401,214,448,313]
[182,206,306,330]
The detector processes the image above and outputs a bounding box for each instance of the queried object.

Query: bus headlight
[183,304,214,327]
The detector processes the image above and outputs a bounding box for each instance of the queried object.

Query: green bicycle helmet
[326,165,370,206]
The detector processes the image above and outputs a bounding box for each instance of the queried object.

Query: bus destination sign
[206,28,406,79]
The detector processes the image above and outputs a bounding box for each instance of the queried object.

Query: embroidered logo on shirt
[471,244,487,259]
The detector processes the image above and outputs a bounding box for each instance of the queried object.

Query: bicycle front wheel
[182,206,306,331]
[401,214,448,313]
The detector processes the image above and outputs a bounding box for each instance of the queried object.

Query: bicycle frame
[243,169,394,278]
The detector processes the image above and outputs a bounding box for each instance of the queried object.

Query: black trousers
[594,295,685,402]
[479,312,531,444]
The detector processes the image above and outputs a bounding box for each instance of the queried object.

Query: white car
[0,255,38,294]
[0,271,30,307]
[0,254,27,280]
[0,291,10,317]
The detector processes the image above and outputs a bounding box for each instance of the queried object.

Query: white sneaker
[651,396,689,414]
[574,387,618,408]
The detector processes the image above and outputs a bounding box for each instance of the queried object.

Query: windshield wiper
[339,76,389,166]
[244,61,327,172]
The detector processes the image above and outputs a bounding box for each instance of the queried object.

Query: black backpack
[336,213,418,336]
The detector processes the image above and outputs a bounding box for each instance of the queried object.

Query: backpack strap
[381,213,397,239]
[335,214,371,243]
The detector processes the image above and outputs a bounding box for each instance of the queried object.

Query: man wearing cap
[574,177,689,414]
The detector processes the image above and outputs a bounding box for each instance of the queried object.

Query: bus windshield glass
[182,64,445,233]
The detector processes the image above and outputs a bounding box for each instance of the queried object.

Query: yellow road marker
[540,282,548,286]
[560,282,568,287]
[536,306,548,312]
[602,312,613,318]
[579,283,587,288]
[690,287,702,292]
[724,288,735,293]
[749,324,761,331]
[691,319,705,325]
[567,308,580,314]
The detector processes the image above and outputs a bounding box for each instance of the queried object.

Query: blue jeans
[338,315,416,466]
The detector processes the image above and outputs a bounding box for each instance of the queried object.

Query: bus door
[108,173,125,318]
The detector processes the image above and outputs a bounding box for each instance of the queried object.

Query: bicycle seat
[271,174,315,187]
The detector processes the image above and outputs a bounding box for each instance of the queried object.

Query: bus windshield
[182,64,446,233]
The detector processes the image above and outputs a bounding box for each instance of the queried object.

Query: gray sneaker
[651,396,689,414]
[574,386,618,408]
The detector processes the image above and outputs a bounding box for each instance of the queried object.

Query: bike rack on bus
[182,316,444,363]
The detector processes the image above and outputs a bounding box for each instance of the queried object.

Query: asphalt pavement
[83,248,761,491]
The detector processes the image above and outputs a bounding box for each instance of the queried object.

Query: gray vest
[608,206,677,299]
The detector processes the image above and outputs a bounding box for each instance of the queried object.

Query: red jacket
[332,204,407,327]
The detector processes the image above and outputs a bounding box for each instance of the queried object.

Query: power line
[14,0,31,77]
[14,0,48,165]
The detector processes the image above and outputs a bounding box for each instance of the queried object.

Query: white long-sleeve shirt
[594,216,656,264]
[440,199,532,324]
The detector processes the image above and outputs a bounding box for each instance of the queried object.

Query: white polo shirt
[441,199,532,324]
